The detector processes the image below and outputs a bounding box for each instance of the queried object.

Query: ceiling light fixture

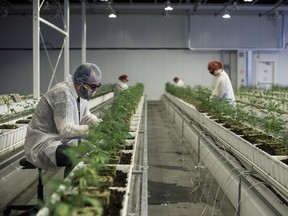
[165,1,173,11]
[109,10,117,18]
[222,10,231,19]
[243,0,253,2]
[107,1,117,18]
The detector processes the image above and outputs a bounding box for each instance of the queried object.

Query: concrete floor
[147,101,235,216]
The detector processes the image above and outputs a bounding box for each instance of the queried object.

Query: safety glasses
[84,83,102,90]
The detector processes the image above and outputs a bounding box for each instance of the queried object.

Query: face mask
[77,84,96,100]
[209,70,215,75]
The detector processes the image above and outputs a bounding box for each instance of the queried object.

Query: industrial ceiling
[1,0,288,16]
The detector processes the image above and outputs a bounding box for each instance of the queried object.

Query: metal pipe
[141,97,148,216]
[39,17,67,36]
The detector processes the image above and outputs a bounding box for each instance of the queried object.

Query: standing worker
[114,74,129,95]
[24,63,103,177]
[207,60,236,106]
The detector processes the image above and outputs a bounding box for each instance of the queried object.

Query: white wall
[0,13,288,100]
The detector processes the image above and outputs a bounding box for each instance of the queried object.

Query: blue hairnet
[73,63,102,83]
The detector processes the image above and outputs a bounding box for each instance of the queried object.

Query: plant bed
[164,92,288,191]
[112,170,128,187]
[103,189,125,216]
[109,155,121,164]
[119,152,132,165]
[15,119,30,124]
[281,158,288,165]
[0,124,18,129]
[74,206,103,216]
[55,189,104,216]
[128,131,136,138]
[124,139,135,150]
[98,166,116,177]
[124,145,133,150]
[77,187,111,208]
[255,143,288,156]
[0,124,27,151]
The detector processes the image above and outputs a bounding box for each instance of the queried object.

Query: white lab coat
[24,76,101,170]
[114,80,128,95]
[175,79,185,87]
[211,70,236,105]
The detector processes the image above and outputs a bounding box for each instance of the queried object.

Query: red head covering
[173,77,179,82]
[207,61,223,71]
[119,74,129,81]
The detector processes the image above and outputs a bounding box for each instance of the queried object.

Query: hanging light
[222,10,231,19]
[109,10,117,18]
[107,1,117,18]
[165,1,173,11]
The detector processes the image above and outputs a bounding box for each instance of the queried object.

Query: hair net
[119,74,128,81]
[73,63,102,83]
[173,77,179,82]
[207,61,223,71]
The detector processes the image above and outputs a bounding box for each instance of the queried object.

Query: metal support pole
[237,176,242,216]
[64,0,70,79]
[247,50,253,87]
[81,0,87,64]
[33,0,40,99]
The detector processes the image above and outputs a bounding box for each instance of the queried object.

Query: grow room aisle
[147,101,235,216]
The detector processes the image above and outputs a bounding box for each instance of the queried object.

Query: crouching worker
[24,63,103,178]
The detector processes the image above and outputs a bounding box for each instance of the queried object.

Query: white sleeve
[81,111,102,125]
[80,102,102,125]
[53,90,89,138]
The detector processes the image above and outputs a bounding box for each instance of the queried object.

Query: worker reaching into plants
[207,60,236,106]
[24,63,103,177]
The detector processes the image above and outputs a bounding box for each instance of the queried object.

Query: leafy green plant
[225,103,247,122]
[261,101,286,138]
[246,108,259,127]
[44,183,103,216]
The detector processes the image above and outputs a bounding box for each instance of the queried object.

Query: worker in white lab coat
[114,74,129,96]
[207,60,236,106]
[24,63,102,176]
[173,77,185,87]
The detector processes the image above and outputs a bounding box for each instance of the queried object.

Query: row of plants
[40,83,144,216]
[165,83,288,163]
[235,88,288,113]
